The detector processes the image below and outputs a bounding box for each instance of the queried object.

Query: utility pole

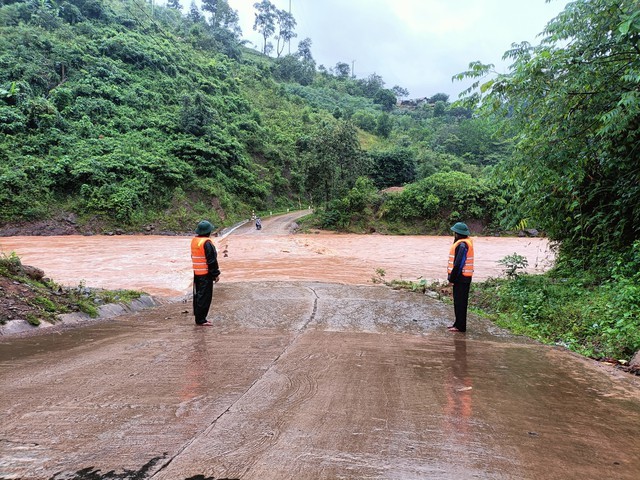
[352,60,355,79]
[288,0,292,55]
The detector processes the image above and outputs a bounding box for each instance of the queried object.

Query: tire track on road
[150,285,320,479]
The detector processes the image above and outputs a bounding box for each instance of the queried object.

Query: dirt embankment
[0,213,188,237]
[0,259,84,330]
[0,263,48,326]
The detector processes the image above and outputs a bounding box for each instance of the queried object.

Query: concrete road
[1,282,639,480]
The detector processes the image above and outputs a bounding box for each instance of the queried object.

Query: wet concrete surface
[1,212,639,479]
[1,282,639,479]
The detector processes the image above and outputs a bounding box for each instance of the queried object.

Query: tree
[297,37,313,62]
[334,62,350,79]
[274,54,314,85]
[370,147,416,188]
[429,92,449,103]
[303,120,365,203]
[457,0,640,272]
[274,8,296,57]
[201,0,218,19]
[373,89,396,112]
[375,112,393,137]
[188,0,203,23]
[358,73,385,97]
[392,85,409,99]
[253,0,276,55]
[166,0,182,10]
[202,0,239,34]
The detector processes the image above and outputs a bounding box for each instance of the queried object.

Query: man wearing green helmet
[447,222,474,333]
[190,220,221,326]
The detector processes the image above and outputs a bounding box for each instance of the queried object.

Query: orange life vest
[447,238,474,277]
[191,237,212,275]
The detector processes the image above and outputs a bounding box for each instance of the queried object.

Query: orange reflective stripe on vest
[447,238,474,277]
[191,237,211,275]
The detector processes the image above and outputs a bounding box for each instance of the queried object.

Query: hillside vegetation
[0,0,506,234]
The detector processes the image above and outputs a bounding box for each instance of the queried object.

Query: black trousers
[452,282,471,332]
[193,274,214,324]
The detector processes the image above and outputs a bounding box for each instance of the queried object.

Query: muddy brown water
[1,212,639,479]
[0,211,553,297]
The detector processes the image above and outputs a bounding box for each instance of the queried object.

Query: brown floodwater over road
[1,211,639,479]
[0,210,553,298]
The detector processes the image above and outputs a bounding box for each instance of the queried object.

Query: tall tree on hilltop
[201,0,220,23]
[334,62,350,79]
[275,8,296,57]
[392,85,410,100]
[358,73,385,98]
[253,0,277,55]
[297,37,313,62]
[188,0,202,23]
[202,0,240,35]
[429,93,449,103]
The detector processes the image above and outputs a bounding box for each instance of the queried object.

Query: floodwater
[0,211,554,298]
[2,211,639,479]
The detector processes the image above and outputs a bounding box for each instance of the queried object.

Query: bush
[382,171,501,229]
[472,271,640,360]
[498,253,529,279]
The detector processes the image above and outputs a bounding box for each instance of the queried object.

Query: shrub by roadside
[471,274,640,362]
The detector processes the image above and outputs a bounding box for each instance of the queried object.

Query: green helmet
[195,220,214,235]
[450,222,471,236]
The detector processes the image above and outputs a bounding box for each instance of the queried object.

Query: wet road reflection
[1,283,639,479]
[442,337,473,438]
[180,331,211,402]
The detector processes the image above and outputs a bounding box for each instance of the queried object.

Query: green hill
[0,0,505,233]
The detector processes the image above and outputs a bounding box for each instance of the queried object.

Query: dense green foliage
[0,0,505,232]
[451,0,640,360]
[471,242,640,359]
[458,0,640,275]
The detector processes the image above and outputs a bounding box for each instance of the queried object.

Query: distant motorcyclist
[255,217,262,230]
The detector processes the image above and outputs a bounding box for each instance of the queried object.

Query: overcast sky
[223,0,570,100]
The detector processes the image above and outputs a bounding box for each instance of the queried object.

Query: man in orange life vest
[447,222,474,333]
[191,220,221,326]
